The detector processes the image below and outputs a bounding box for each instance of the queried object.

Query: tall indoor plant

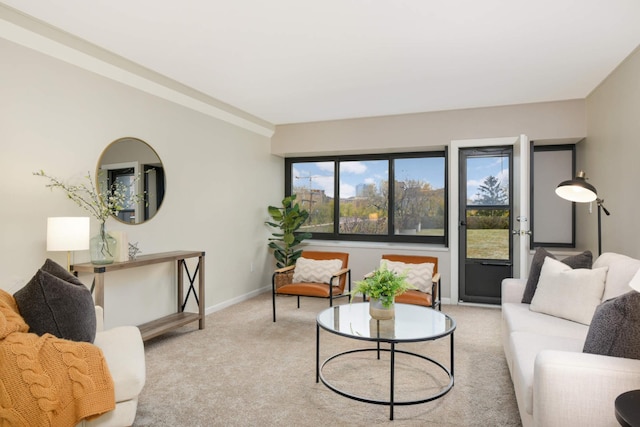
[265,195,312,268]
[351,263,415,320]
[34,170,142,264]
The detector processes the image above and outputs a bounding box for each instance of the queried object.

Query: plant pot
[90,223,117,265]
[369,297,395,320]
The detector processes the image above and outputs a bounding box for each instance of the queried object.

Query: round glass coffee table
[316,302,456,420]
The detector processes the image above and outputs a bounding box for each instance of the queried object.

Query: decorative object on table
[265,194,312,268]
[555,170,611,255]
[351,262,414,320]
[34,170,143,265]
[128,242,141,261]
[109,230,129,262]
[46,216,90,271]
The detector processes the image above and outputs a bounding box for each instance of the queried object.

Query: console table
[71,250,205,341]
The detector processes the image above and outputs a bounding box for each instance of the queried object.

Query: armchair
[77,306,146,427]
[272,251,351,322]
[379,254,441,310]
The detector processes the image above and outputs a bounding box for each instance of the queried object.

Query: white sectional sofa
[502,252,640,427]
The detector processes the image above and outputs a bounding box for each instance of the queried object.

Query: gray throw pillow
[583,291,640,359]
[14,259,96,343]
[521,248,593,303]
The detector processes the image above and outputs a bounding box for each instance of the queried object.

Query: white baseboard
[204,286,271,316]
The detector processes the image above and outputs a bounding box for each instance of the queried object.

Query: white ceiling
[2,0,640,125]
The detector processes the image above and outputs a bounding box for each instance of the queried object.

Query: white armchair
[77,307,146,427]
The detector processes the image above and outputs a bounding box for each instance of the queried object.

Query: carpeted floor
[134,292,521,426]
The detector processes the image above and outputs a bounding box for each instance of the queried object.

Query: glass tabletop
[317,302,455,343]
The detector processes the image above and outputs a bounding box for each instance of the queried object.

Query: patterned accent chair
[378,254,441,310]
[271,251,351,322]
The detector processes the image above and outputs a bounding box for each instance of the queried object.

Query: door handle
[460,221,466,227]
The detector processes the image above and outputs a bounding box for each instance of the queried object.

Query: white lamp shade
[47,217,90,251]
[630,269,640,293]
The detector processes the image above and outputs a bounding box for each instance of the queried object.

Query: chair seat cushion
[395,290,433,306]
[276,283,342,298]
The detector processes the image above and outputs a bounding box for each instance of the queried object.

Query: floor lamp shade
[555,171,598,203]
[47,217,90,251]
[555,171,610,256]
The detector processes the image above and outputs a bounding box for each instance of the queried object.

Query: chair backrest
[301,251,349,290]
[381,254,438,275]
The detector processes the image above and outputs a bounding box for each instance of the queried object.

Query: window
[530,144,576,248]
[285,151,447,244]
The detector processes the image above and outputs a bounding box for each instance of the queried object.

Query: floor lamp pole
[596,198,610,256]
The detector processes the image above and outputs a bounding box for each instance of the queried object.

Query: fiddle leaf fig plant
[266,195,312,268]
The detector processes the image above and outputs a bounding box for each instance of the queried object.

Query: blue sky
[466,156,510,200]
[292,158,445,198]
[292,155,509,200]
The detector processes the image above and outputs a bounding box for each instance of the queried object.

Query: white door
[512,134,531,279]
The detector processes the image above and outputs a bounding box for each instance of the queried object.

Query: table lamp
[555,171,611,255]
[47,217,90,271]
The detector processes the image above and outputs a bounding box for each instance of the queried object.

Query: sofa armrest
[501,278,526,304]
[93,326,146,403]
[533,350,640,427]
[95,306,104,332]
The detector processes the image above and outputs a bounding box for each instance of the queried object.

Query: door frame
[449,135,530,305]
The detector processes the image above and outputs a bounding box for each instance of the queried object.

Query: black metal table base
[316,327,454,420]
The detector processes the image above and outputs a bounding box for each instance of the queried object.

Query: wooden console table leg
[94,272,105,308]
[199,255,205,329]
[177,260,184,313]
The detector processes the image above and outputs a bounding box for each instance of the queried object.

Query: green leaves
[265,195,312,268]
[350,263,415,308]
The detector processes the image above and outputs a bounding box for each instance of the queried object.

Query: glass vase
[90,222,117,265]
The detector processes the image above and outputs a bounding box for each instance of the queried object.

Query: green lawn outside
[467,229,510,260]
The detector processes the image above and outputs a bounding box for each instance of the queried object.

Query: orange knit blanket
[0,289,115,426]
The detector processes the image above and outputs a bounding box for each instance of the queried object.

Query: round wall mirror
[97,137,166,224]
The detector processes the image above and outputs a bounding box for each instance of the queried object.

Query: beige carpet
[134,292,521,426]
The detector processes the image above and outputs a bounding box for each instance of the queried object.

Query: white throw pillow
[530,257,608,325]
[381,260,434,294]
[292,257,343,284]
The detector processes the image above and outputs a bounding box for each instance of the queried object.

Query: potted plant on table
[351,263,415,320]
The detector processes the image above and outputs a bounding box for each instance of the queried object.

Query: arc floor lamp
[555,171,610,255]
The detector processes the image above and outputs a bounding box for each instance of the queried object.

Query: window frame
[530,143,576,248]
[285,149,448,245]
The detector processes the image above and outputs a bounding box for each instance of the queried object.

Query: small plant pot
[369,297,395,320]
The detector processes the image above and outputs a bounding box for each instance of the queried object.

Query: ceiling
[2,0,640,125]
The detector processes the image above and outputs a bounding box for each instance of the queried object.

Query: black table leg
[390,342,395,420]
[316,323,320,383]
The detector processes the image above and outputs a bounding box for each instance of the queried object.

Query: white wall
[583,46,640,259]
[0,36,282,328]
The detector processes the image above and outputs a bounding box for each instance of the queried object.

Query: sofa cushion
[14,259,96,343]
[593,252,640,301]
[509,331,583,416]
[292,257,342,284]
[583,291,640,359]
[382,259,434,293]
[529,257,607,325]
[502,302,589,341]
[522,248,592,303]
